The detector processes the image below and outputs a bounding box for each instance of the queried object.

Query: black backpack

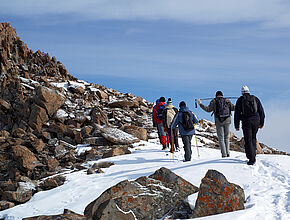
[242,95,257,116]
[214,97,230,120]
[182,111,194,131]
[157,104,166,119]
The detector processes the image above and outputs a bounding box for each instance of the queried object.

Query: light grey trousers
[216,123,231,157]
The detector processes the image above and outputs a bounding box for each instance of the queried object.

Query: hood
[179,106,189,112]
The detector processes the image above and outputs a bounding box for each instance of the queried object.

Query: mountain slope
[0,136,289,219]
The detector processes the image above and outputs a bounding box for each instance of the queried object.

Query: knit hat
[167,98,172,104]
[179,101,186,107]
[215,91,223,97]
[159,97,166,102]
[241,85,250,94]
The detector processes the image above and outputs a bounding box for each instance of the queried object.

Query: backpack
[182,111,194,131]
[242,95,257,116]
[214,97,230,120]
[157,104,166,119]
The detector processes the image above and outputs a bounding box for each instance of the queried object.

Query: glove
[196,99,201,105]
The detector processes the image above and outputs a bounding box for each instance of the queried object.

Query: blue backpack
[157,104,166,119]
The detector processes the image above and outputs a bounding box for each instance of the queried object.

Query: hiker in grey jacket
[197,91,235,158]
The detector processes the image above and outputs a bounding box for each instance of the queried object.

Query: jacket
[200,96,235,125]
[162,104,178,129]
[171,106,199,136]
[153,102,166,125]
[234,94,265,129]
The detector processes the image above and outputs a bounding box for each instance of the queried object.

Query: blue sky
[1,0,290,152]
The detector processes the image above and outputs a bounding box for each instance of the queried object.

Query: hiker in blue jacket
[171,101,199,162]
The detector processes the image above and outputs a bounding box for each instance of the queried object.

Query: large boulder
[34,86,64,117]
[95,124,139,145]
[23,209,86,220]
[102,145,131,159]
[91,199,135,220]
[122,125,148,141]
[84,167,198,219]
[12,145,42,172]
[28,104,49,130]
[192,169,245,218]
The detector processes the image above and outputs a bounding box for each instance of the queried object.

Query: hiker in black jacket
[234,86,265,165]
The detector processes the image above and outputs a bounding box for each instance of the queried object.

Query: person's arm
[199,99,215,113]
[256,97,265,128]
[227,99,235,111]
[191,112,199,124]
[234,98,242,130]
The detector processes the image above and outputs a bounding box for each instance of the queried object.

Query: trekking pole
[194,97,239,108]
[194,124,200,158]
[170,128,174,161]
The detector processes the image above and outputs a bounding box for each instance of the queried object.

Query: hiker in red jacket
[153,97,169,150]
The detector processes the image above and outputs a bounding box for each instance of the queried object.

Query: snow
[0,137,289,220]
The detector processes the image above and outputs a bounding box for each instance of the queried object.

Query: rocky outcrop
[192,169,245,218]
[23,209,87,220]
[84,167,198,220]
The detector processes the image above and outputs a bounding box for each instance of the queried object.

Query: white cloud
[2,0,290,28]
[257,99,290,153]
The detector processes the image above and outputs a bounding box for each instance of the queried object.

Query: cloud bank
[2,0,290,28]
[257,98,290,153]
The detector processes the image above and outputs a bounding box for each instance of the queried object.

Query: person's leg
[181,135,192,161]
[242,120,254,162]
[250,119,260,163]
[167,127,173,151]
[157,123,167,149]
[224,123,231,157]
[216,124,227,157]
[173,128,179,150]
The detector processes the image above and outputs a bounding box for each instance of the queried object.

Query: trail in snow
[0,137,289,220]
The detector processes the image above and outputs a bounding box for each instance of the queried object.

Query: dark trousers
[242,119,260,162]
[181,135,193,161]
[167,128,179,151]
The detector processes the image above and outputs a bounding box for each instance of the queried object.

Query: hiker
[234,86,265,165]
[152,99,160,127]
[196,91,235,158]
[162,98,179,152]
[153,97,169,150]
[171,101,199,162]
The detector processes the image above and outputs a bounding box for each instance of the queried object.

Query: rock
[96,124,139,145]
[92,162,114,169]
[90,199,135,220]
[28,104,49,130]
[84,167,198,220]
[256,141,264,154]
[46,157,60,172]
[0,201,15,211]
[23,209,87,220]
[0,130,10,138]
[122,125,148,141]
[34,86,64,117]
[96,90,108,100]
[12,145,42,172]
[39,175,66,190]
[0,99,11,110]
[83,137,110,146]
[30,138,46,153]
[12,128,26,138]
[102,146,131,159]
[1,189,32,203]
[192,169,245,218]
[108,100,136,109]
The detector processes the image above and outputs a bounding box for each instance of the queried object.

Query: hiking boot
[247,160,256,165]
[162,145,167,150]
[227,154,230,157]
